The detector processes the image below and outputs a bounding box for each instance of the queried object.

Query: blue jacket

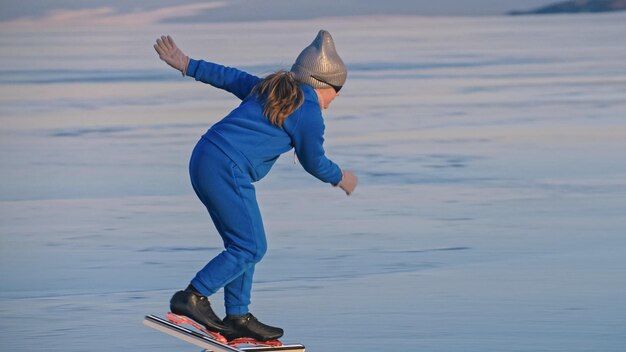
[186,59,343,185]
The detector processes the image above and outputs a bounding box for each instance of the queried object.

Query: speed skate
[143,314,305,352]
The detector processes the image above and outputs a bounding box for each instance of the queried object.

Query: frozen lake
[1,13,625,351]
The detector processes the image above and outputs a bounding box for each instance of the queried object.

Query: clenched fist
[338,170,358,196]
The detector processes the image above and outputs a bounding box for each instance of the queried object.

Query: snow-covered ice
[1,13,625,352]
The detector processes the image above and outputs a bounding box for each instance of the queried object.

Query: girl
[153,30,357,342]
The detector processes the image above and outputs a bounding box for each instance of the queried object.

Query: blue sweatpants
[188,137,267,315]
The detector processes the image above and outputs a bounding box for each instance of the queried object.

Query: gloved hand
[154,35,189,76]
[338,170,358,196]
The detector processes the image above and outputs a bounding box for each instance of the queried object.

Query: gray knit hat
[291,30,347,90]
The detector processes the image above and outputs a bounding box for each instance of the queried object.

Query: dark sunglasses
[311,75,342,93]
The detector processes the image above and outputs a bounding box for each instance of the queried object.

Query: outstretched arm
[153,35,260,100]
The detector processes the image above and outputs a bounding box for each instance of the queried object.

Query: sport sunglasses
[310,75,342,93]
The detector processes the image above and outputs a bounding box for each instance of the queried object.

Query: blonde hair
[253,71,304,127]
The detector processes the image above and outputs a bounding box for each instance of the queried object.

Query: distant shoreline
[509,0,626,16]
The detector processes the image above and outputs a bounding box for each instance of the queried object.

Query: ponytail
[253,71,304,127]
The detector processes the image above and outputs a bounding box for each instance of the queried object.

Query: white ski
[143,314,305,352]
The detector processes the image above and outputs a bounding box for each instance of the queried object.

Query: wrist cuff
[332,170,344,187]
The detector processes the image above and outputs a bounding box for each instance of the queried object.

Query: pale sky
[0,0,553,25]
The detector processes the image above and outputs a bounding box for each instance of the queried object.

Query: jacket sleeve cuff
[185,58,199,78]
[331,168,343,187]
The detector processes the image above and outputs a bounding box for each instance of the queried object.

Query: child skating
[153,30,357,343]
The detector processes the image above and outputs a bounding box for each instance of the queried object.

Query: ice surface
[1,13,625,352]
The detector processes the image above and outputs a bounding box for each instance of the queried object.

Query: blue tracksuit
[185,59,342,315]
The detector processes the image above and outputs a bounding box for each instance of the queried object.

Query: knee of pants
[248,238,267,264]
[229,238,267,265]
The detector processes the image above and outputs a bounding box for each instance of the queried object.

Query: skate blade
[229,337,283,348]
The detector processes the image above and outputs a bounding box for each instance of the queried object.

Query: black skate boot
[223,313,284,341]
[169,285,232,335]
